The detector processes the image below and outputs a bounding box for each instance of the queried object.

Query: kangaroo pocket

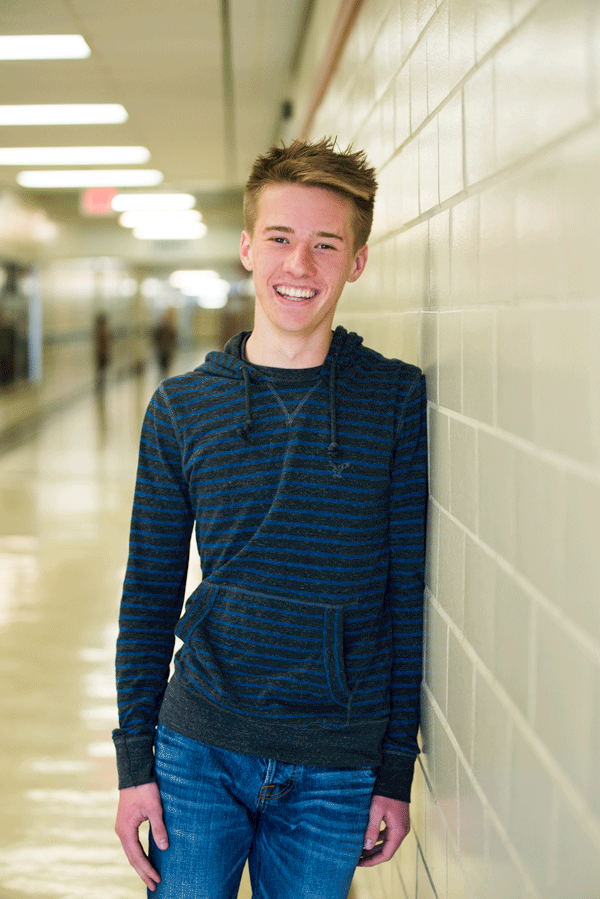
[173,583,386,725]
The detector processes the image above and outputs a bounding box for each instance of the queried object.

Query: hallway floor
[0,354,251,899]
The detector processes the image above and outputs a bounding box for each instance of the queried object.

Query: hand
[358,795,410,867]
[115,781,168,891]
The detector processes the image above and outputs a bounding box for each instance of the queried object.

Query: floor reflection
[0,352,218,899]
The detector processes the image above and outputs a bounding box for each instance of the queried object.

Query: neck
[244,324,333,369]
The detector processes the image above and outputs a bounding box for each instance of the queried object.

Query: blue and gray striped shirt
[113,327,427,802]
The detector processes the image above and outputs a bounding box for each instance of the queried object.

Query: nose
[283,241,315,276]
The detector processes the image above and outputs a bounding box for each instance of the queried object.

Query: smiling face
[240,183,368,352]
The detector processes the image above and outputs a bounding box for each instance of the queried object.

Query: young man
[113,138,428,899]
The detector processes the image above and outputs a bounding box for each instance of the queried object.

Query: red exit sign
[80,187,118,216]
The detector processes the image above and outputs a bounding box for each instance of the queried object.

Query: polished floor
[0,353,252,899]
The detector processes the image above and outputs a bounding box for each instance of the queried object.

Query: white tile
[487,821,526,899]
[457,762,489,894]
[563,471,600,641]
[438,508,465,626]
[425,595,449,714]
[495,0,591,169]
[535,607,594,793]
[479,183,516,305]
[427,1,450,113]
[438,311,462,412]
[429,407,450,510]
[473,673,511,823]
[494,565,532,719]
[590,666,600,820]
[508,727,555,892]
[448,0,476,91]
[419,118,440,213]
[478,430,517,565]
[394,64,411,148]
[449,417,477,534]
[450,195,479,306]
[496,308,534,443]
[515,449,565,607]
[447,630,474,762]
[421,311,439,404]
[462,309,494,425]
[433,714,459,845]
[438,93,464,202]
[402,138,421,223]
[402,0,420,63]
[463,59,496,185]
[532,308,600,467]
[475,0,511,60]
[411,38,429,131]
[464,535,495,670]
[553,795,600,899]
[429,209,451,308]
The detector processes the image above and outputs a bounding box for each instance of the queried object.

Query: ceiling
[0,0,315,269]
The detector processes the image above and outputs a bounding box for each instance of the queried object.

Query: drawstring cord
[237,347,342,465]
[237,364,253,442]
[327,356,340,461]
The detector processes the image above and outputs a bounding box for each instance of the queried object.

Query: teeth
[276,286,317,299]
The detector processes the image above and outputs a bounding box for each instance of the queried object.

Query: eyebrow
[263,225,345,242]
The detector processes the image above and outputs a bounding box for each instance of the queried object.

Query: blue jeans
[149,724,377,899]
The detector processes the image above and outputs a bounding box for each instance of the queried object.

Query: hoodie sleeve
[112,385,194,789]
[373,371,428,802]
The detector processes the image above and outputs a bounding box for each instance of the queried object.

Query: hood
[201,326,364,467]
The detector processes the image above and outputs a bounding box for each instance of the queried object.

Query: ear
[240,230,253,272]
[347,244,368,283]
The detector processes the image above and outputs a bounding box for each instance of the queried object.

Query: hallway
[0,357,220,899]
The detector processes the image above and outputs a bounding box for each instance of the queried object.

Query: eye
[269,236,288,244]
[316,242,336,250]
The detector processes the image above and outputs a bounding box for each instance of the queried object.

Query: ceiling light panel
[133,222,207,240]
[111,193,196,212]
[0,35,91,60]
[17,170,163,188]
[0,147,150,165]
[119,210,201,228]
[0,105,128,125]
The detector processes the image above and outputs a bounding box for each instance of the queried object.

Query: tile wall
[308,0,600,896]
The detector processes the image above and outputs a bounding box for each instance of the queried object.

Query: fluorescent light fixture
[112,193,196,212]
[169,270,219,290]
[0,104,128,125]
[119,210,201,229]
[0,35,91,60]
[0,147,150,165]
[17,169,163,188]
[133,222,207,241]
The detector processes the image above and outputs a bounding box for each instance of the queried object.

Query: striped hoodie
[113,326,427,802]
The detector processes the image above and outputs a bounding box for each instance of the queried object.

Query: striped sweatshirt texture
[113,327,428,802]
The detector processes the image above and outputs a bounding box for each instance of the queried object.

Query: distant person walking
[152,309,177,379]
[93,312,111,391]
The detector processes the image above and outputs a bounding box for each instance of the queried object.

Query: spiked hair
[243,137,378,251]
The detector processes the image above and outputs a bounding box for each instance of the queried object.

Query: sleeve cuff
[112,729,156,790]
[373,751,416,802]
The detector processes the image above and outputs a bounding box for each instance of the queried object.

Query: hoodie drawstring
[327,356,340,462]
[237,349,342,466]
[237,363,253,442]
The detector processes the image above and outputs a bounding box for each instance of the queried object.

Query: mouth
[275,286,318,301]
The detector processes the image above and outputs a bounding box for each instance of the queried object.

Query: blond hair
[243,137,377,251]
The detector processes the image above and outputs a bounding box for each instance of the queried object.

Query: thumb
[148,805,169,850]
[363,811,383,849]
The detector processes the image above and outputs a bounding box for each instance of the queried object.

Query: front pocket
[174,586,353,723]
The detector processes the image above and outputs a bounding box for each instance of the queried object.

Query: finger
[119,829,162,888]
